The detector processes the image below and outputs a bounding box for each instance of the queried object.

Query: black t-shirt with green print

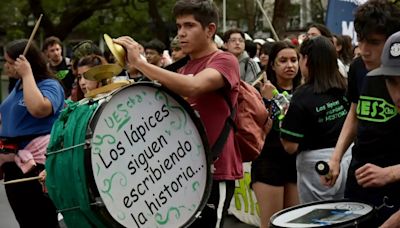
[280,84,349,151]
[352,76,400,167]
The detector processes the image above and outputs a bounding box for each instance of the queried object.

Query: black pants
[3,162,59,228]
[189,180,235,228]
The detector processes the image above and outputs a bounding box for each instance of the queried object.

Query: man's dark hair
[144,39,166,55]
[222,28,245,43]
[355,0,400,41]
[173,0,219,30]
[245,40,257,58]
[43,36,63,51]
[307,23,333,38]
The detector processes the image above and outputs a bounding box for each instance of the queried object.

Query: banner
[325,0,367,44]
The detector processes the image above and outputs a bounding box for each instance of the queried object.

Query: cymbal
[85,81,131,98]
[104,34,126,67]
[83,64,123,81]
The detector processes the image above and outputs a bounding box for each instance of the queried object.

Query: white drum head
[90,83,211,227]
[271,201,373,227]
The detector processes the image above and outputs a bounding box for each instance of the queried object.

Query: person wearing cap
[170,36,186,63]
[322,1,400,225]
[223,28,261,85]
[366,31,400,228]
[69,40,103,101]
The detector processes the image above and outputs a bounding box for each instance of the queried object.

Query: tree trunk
[272,0,290,40]
[147,0,169,46]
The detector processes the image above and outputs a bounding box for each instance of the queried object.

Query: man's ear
[206,23,217,40]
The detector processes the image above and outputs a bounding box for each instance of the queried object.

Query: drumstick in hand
[252,71,267,87]
[315,161,332,180]
[1,176,41,185]
[23,14,43,56]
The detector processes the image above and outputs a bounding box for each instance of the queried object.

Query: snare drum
[46,82,212,228]
[270,200,376,228]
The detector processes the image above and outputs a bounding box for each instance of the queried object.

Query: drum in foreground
[270,200,375,228]
[46,82,212,228]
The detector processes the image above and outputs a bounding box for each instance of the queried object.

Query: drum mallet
[1,176,41,185]
[315,160,332,180]
[23,14,43,56]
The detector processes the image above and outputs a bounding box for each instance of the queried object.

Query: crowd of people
[1,0,400,227]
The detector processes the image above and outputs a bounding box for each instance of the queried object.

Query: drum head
[87,82,212,228]
[270,200,374,228]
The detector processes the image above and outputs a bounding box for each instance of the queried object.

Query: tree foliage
[0,0,175,45]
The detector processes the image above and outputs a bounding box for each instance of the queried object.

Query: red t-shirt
[181,51,242,180]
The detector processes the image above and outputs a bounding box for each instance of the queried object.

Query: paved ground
[0,184,256,228]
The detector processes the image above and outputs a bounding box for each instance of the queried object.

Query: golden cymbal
[83,64,123,81]
[104,34,126,67]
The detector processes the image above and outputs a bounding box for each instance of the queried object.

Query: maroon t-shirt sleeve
[207,52,240,96]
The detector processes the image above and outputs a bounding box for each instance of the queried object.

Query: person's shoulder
[292,84,313,101]
[294,84,312,95]
[349,57,365,69]
[38,78,63,88]
[210,51,238,66]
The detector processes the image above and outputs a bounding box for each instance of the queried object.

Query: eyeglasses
[228,38,245,43]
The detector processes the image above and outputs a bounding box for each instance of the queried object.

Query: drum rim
[269,199,375,228]
[85,81,213,228]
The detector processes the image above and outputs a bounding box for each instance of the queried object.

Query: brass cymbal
[104,34,126,67]
[83,64,123,81]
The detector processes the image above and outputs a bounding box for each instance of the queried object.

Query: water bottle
[272,89,290,111]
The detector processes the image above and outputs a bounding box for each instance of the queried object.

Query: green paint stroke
[117,211,126,220]
[154,90,187,130]
[96,163,100,176]
[93,147,101,155]
[100,172,127,201]
[196,144,201,156]
[92,134,116,146]
[192,181,200,192]
[117,116,131,132]
[155,207,180,225]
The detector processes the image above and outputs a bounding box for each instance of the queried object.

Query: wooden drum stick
[22,14,43,56]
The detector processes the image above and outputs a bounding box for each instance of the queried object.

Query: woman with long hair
[251,41,302,228]
[1,39,65,227]
[280,36,351,203]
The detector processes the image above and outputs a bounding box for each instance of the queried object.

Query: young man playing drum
[366,31,400,228]
[114,0,243,227]
[323,0,400,225]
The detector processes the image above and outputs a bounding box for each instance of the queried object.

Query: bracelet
[263,97,272,108]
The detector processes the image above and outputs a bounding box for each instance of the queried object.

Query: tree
[0,0,175,45]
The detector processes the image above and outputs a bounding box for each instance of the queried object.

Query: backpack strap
[244,57,250,73]
[208,51,239,160]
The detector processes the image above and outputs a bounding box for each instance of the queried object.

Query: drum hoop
[85,81,213,228]
[269,199,375,228]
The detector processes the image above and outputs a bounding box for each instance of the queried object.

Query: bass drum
[46,82,212,228]
[270,200,376,228]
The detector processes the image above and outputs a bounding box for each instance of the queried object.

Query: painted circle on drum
[91,84,210,228]
[270,201,374,227]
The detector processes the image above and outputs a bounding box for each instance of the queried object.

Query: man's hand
[355,163,394,188]
[380,209,400,228]
[321,158,341,187]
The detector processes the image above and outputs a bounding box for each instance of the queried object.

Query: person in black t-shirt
[280,36,350,203]
[323,1,400,225]
[366,31,400,228]
[43,36,74,97]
